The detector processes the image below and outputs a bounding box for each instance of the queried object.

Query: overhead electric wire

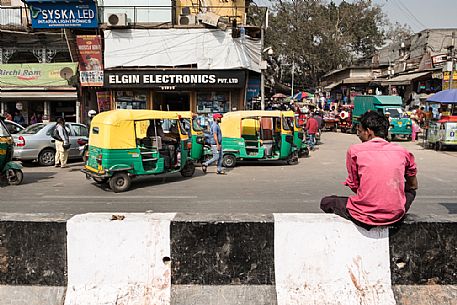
[388,0,428,30]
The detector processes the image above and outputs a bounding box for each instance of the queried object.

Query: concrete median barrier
[0,213,455,305]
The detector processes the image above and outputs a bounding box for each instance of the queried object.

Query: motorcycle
[78,138,89,162]
[0,116,23,185]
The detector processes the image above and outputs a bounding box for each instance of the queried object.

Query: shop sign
[0,63,77,87]
[443,71,457,81]
[104,70,246,89]
[77,35,103,86]
[26,0,98,29]
[96,92,111,112]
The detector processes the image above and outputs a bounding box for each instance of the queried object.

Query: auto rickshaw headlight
[187,141,192,150]
[196,136,204,144]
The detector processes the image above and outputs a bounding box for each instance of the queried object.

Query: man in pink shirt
[320,111,418,230]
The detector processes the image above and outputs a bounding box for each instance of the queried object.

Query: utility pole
[291,59,294,97]
[260,24,265,110]
[449,32,455,90]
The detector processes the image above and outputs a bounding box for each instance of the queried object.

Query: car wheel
[222,154,236,168]
[38,148,55,166]
[109,172,131,193]
[7,169,23,185]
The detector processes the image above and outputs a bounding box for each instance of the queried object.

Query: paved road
[2,132,456,219]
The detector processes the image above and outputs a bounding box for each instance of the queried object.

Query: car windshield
[0,121,10,137]
[19,123,46,134]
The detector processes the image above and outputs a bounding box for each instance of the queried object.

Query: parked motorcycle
[0,116,23,185]
[78,138,89,162]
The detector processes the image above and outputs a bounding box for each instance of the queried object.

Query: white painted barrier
[274,214,395,305]
[65,213,176,305]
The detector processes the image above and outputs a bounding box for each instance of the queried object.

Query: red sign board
[76,35,103,86]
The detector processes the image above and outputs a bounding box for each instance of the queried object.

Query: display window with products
[196,91,230,114]
[114,90,148,110]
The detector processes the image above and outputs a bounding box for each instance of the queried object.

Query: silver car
[12,122,89,166]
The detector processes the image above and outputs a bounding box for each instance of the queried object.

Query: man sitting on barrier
[320,111,418,230]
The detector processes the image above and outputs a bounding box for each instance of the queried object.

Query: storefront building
[0,63,78,124]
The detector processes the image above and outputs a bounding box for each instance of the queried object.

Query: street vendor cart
[425,90,457,150]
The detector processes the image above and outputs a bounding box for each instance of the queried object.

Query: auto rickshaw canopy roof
[89,110,182,149]
[221,110,285,138]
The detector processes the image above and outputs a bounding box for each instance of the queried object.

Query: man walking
[202,113,225,175]
[54,117,70,168]
[320,111,418,230]
[305,113,319,150]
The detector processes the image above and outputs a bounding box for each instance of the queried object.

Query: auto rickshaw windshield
[385,107,403,118]
[282,117,294,130]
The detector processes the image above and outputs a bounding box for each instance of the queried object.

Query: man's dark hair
[360,111,389,139]
[56,117,65,124]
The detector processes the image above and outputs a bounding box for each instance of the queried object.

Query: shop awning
[323,81,342,90]
[0,89,77,101]
[377,71,431,86]
[341,77,373,84]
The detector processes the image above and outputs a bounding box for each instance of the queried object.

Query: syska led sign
[27,1,98,29]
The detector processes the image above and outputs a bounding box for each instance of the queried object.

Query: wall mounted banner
[77,35,104,86]
[0,63,77,87]
[27,1,98,29]
[104,70,246,89]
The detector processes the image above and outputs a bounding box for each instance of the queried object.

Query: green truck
[352,95,412,140]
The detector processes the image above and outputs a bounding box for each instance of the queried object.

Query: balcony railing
[98,5,245,27]
[0,6,27,30]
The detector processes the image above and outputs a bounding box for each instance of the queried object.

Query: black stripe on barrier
[171,220,275,285]
[0,221,67,286]
[389,221,457,285]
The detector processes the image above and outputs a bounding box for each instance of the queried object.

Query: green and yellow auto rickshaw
[220,110,298,167]
[0,116,23,185]
[175,111,205,162]
[282,111,309,158]
[81,110,195,192]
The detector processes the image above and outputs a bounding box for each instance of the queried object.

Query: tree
[264,0,386,91]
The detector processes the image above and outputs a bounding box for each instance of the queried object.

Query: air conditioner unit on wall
[179,14,197,26]
[107,13,128,27]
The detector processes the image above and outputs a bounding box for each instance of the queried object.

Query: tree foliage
[264,0,387,91]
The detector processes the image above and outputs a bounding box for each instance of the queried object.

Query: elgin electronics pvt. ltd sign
[104,70,246,90]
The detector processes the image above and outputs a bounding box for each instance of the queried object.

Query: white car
[12,122,89,166]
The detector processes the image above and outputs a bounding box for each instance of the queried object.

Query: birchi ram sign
[104,70,246,90]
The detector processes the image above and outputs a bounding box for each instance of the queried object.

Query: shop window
[115,90,148,110]
[197,91,230,114]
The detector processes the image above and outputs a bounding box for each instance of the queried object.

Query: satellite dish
[60,67,74,80]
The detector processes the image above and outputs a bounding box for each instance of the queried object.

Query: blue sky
[256,0,457,33]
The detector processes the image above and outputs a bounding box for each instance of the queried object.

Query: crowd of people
[2,111,44,126]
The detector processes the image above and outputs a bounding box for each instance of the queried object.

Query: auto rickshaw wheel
[340,128,347,133]
[109,172,131,193]
[38,148,55,166]
[93,177,109,184]
[222,154,236,168]
[302,147,310,158]
[7,169,23,185]
[180,162,195,177]
[435,142,444,151]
